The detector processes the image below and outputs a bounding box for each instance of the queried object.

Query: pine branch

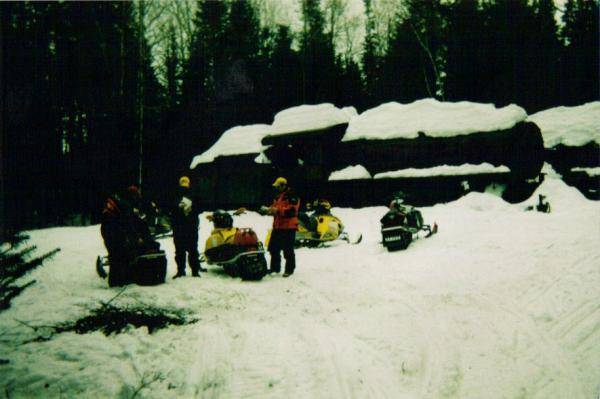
[130,372,164,399]
[3,248,60,283]
[0,246,37,274]
[0,281,36,310]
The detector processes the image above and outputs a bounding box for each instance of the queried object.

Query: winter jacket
[271,189,300,230]
[101,192,153,258]
[171,188,200,235]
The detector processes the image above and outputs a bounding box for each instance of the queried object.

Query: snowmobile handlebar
[206,207,246,221]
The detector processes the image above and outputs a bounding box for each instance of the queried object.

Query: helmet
[213,209,233,228]
[126,185,141,200]
[127,185,140,195]
[272,177,287,188]
[318,199,331,210]
[179,176,191,188]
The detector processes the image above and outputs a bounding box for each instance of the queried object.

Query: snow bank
[328,165,371,181]
[190,124,273,168]
[527,102,600,148]
[343,99,527,142]
[270,103,356,136]
[373,163,510,179]
[521,164,591,213]
[571,166,600,176]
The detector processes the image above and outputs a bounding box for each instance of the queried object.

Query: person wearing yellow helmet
[171,175,202,278]
[261,176,300,277]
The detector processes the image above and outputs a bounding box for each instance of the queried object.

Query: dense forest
[1,0,598,235]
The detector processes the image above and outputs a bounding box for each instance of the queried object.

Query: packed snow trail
[0,174,599,398]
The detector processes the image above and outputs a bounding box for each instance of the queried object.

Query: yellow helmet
[179,176,191,188]
[272,177,287,188]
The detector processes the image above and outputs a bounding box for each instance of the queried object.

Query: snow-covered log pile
[339,99,543,180]
[528,102,600,199]
[190,99,549,208]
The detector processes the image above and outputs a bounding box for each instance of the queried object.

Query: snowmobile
[380,196,437,251]
[265,200,362,248]
[96,192,167,286]
[96,247,167,287]
[203,209,267,281]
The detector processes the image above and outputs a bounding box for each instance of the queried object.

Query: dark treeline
[1,0,598,236]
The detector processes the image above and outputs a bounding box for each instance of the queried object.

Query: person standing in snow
[171,176,202,278]
[261,177,300,277]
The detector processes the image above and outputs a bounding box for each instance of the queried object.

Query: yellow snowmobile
[266,200,362,248]
[203,209,267,280]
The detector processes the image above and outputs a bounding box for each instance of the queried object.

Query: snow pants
[173,227,200,274]
[268,229,296,274]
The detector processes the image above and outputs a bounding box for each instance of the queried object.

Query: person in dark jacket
[262,177,300,277]
[101,185,155,287]
[172,176,202,278]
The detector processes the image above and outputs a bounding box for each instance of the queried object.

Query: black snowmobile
[380,195,437,251]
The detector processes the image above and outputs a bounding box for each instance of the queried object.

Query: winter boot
[173,271,186,279]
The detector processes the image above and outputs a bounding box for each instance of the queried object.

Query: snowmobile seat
[233,228,260,250]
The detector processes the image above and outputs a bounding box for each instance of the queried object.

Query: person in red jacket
[262,177,300,277]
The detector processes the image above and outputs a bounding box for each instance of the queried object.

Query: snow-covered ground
[1,171,599,398]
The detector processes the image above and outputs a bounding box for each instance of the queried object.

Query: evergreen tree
[266,25,302,112]
[165,24,180,111]
[560,0,599,105]
[479,0,539,109]
[220,0,262,126]
[362,0,382,107]
[444,0,487,103]
[299,0,337,103]
[529,0,562,111]
[336,56,363,108]
[377,0,447,104]
[0,233,59,311]
[178,0,228,168]
[1,2,163,228]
